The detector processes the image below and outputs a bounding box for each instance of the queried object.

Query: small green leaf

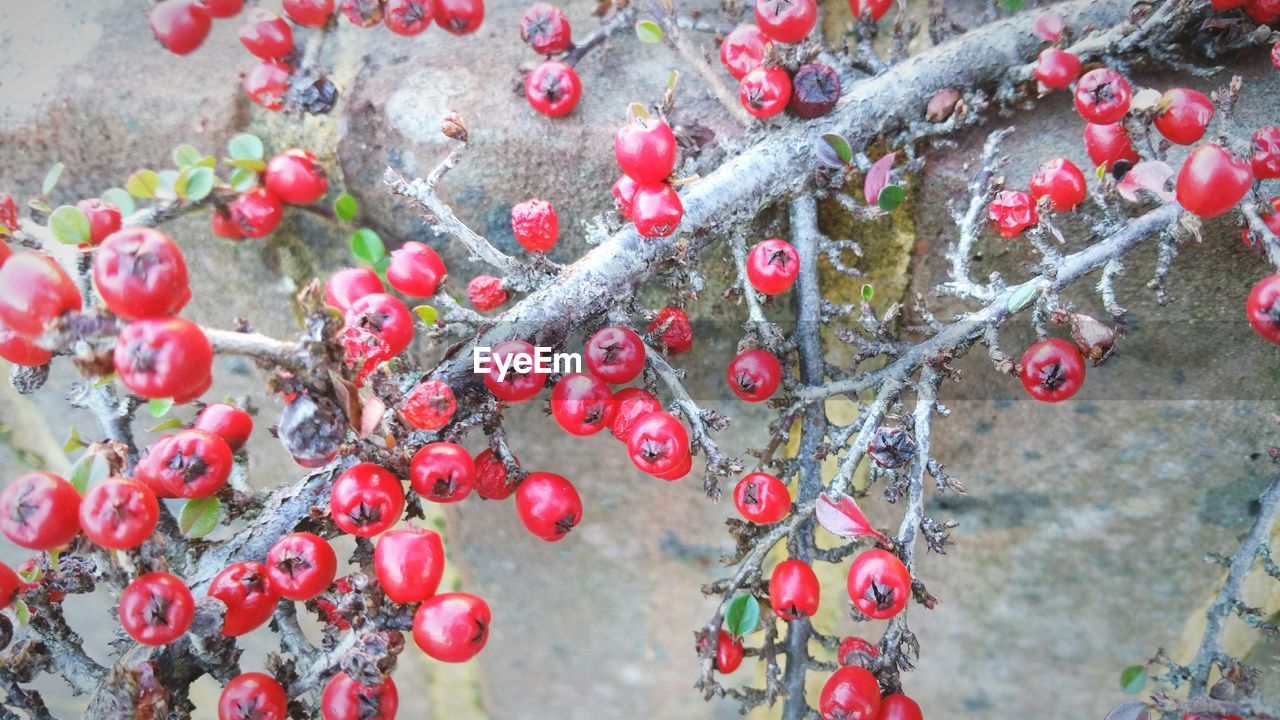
[177,166,215,202]
[179,496,221,539]
[229,167,259,192]
[14,599,29,627]
[1119,666,1147,695]
[149,417,185,433]
[1005,282,1041,313]
[101,188,135,216]
[724,593,761,637]
[822,134,853,165]
[635,19,664,43]
[63,426,82,454]
[126,170,163,199]
[27,198,51,215]
[877,184,906,212]
[1000,0,1027,10]
[225,157,267,173]
[48,205,91,245]
[67,452,109,494]
[861,283,874,302]
[42,162,65,196]
[334,193,359,222]
[1096,163,1109,180]
[227,133,265,161]
[413,305,438,325]
[373,254,391,275]
[173,144,203,170]
[147,397,174,418]
[350,228,386,265]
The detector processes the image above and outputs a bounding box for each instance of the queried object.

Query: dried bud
[1066,312,1117,366]
[926,88,962,123]
[441,112,469,143]
[867,426,917,469]
[279,394,346,468]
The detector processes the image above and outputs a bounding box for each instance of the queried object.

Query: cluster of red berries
[213,147,329,240]
[520,4,582,118]
[720,22,841,120]
[612,109,685,238]
[464,197,561,312]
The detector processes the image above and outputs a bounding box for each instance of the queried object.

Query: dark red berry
[720,25,769,80]
[410,442,476,503]
[330,463,405,537]
[551,373,617,436]
[266,532,337,601]
[987,190,1039,238]
[585,325,646,384]
[615,116,677,184]
[1247,274,1280,345]
[467,275,508,311]
[0,471,81,550]
[1033,47,1081,90]
[239,9,294,60]
[1084,122,1140,172]
[93,227,191,319]
[608,387,661,442]
[1251,125,1280,180]
[136,429,233,499]
[520,3,571,54]
[1175,143,1253,219]
[265,149,327,205]
[769,558,819,620]
[321,672,398,720]
[119,572,194,646]
[1074,68,1132,124]
[734,472,790,523]
[482,340,546,402]
[386,0,434,35]
[474,448,518,500]
[374,525,445,604]
[413,592,490,662]
[341,0,384,26]
[0,252,82,337]
[647,306,692,354]
[244,60,292,111]
[727,349,782,402]
[195,403,254,452]
[1019,337,1085,402]
[626,411,690,476]
[219,672,288,720]
[79,477,158,550]
[114,317,213,402]
[432,0,484,34]
[788,62,840,119]
[284,0,335,26]
[1029,158,1087,212]
[754,0,817,43]
[739,66,791,119]
[515,471,582,541]
[1153,88,1215,145]
[818,666,881,720]
[76,198,123,246]
[150,0,212,55]
[631,183,683,238]
[232,188,285,238]
[399,379,456,430]
[746,238,800,295]
[325,267,384,312]
[386,241,447,297]
[511,198,559,252]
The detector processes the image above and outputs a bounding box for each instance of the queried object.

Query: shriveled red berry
[119,572,194,646]
[739,66,791,119]
[93,228,191,319]
[551,373,617,436]
[0,471,81,550]
[219,672,288,720]
[387,241,446,297]
[1251,125,1280,180]
[239,9,294,59]
[987,190,1039,238]
[150,0,212,55]
[585,325,645,384]
[615,116,677,184]
[1084,122,1140,172]
[374,525,445,603]
[727,349,782,402]
[386,0,434,35]
[626,411,690,476]
[432,0,484,34]
[208,561,279,636]
[321,672,398,720]
[754,0,817,43]
[836,636,879,667]
[1247,274,1280,345]
[819,666,881,720]
[631,183,683,238]
[413,592,490,662]
[0,252,82,337]
[769,558,819,620]
[482,339,546,402]
[609,387,661,442]
[1074,68,1132,124]
[747,238,800,295]
[1175,143,1253,219]
[341,0,384,26]
[878,694,923,720]
[1029,158,1087,212]
[330,463,405,537]
[734,472,790,523]
[612,175,640,219]
[515,472,582,541]
[76,199,123,246]
[325,267,384,312]
[1153,88,1215,145]
[284,0,335,27]
[520,3,571,54]
[400,379,456,430]
[114,317,213,402]
[0,329,52,367]
[410,442,475,503]
[195,403,254,452]
[788,62,840,119]
[1033,47,1081,90]
[467,275,508,311]
[344,292,415,368]
[232,188,285,238]
[525,61,581,118]
[648,306,692,354]
[474,448,518,500]
[266,532,337,601]
[244,60,292,111]
[137,429,233,499]
[849,0,892,21]
[265,149,327,205]
[720,25,770,80]
[79,477,158,550]
[511,198,559,252]
[1019,338,1086,402]
[846,548,910,620]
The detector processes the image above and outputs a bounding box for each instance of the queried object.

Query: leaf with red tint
[816,493,886,541]
[1117,161,1174,203]
[1032,12,1064,41]
[864,152,897,205]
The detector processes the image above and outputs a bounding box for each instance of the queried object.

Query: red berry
[727,349,782,402]
[525,61,581,118]
[1033,47,1081,90]
[199,0,245,18]
[710,629,744,674]
[836,636,879,667]
[0,562,17,609]
[474,448,517,500]
[284,0,335,27]
[374,525,445,603]
[788,62,840,119]
[400,379,456,430]
[93,228,191,319]
[769,558,819,620]
[511,198,559,252]
[647,306,693,354]
[847,548,910,620]
[1244,196,1280,249]
[1029,158,1087,212]
[114,317,213,402]
[344,292,415,366]
[987,190,1039,238]
[631,183,683,238]
[467,275,508,311]
[321,672,398,720]
[551,373,617,436]
[609,387,661,442]
[150,0,212,55]
[0,471,80,550]
[330,463,406,537]
[515,472,581,541]
[585,325,646,384]
[195,403,254,453]
[1019,337,1085,402]
[482,340,546,402]
[720,25,769,80]
[1084,122,1140,171]
[1175,143,1253,219]
[211,207,245,241]
[0,252,82,337]
[0,193,16,235]
[79,477,158,550]
[386,0,434,35]
[1251,125,1280,180]
[265,149,327,205]
[410,442,475,503]
[520,3,571,54]
[734,472,790,523]
[325,267,384,312]
[626,411,690,476]
[432,0,485,34]
[208,561,280,636]
[119,572,194,646]
[754,0,817,43]
[386,241,447,297]
[0,328,51,367]
[849,0,892,21]
[244,60,292,111]
[612,175,640,219]
[266,532,337,601]
[232,187,285,238]
[137,429,233,499]
[739,66,791,119]
[1246,0,1280,22]
[1153,88,1215,145]
[413,592,490,662]
[239,9,294,59]
[219,672,288,720]
[746,238,800,295]
[1074,68,1131,124]
[878,694,923,720]
[1247,274,1280,344]
[341,0,384,26]
[76,199,123,246]
[615,117,677,184]
[818,666,881,720]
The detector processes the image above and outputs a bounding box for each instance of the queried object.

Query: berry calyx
[0,471,81,550]
[511,198,559,252]
[195,403,254,453]
[79,477,159,550]
[987,190,1039,238]
[520,3,571,54]
[341,0,384,26]
[626,411,690,477]
[266,532,337,601]
[585,325,646,384]
[1153,88,1215,145]
[410,442,476,503]
[846,548,910,620]
[1033,47,1081,90]
[739,66,792,119]
[631,183,683,238]
[0,252,82,337]
[720,25,770,80]
[1175,143,1253,219]
[208,561,280,636]
[321,672,398,720]
[1084,122,1141,173]
[727,349,782,402]
[746,238,800,295]
[609,387,661,442]
[231,187,285,238]
[482,340,546,402]
[836,636,879,667]
[283,0,335,27]
[551,372,617,435]
[515,471,582,541]
[114,317,213,402]
[386,241,447,297]
[413,592,491,662]
[76,198,123,246]
[330,463,406,537]
[615,115,678,184]
[386,0,434,35]
[648,306,693,354]
[374,525,445,604]
[818,666,881,720]
[243,60,293,111]
[474,448,518,500]
[1073,68,1132,124]
[769,558,819,620]
[1019,337,1086,402]
[788,62,840,119]
[93,227,191,320]
[150,0,212,55]
[467,275,508,311]
[1251,125,1280,180]
[1247,274,1280,345]
[525,61,582,118]
[239,9,294,60]
[136,429,233,498]
[325,267,384,312]
[754,0,817,44]
[1029,158,1087,212]
[119,572,194,646]
[432,0,485,35]
[399,379,457,431]
[734,472,791,524]
[265,149,327,205]
[218,672,289,720]
[878,694,923,720]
